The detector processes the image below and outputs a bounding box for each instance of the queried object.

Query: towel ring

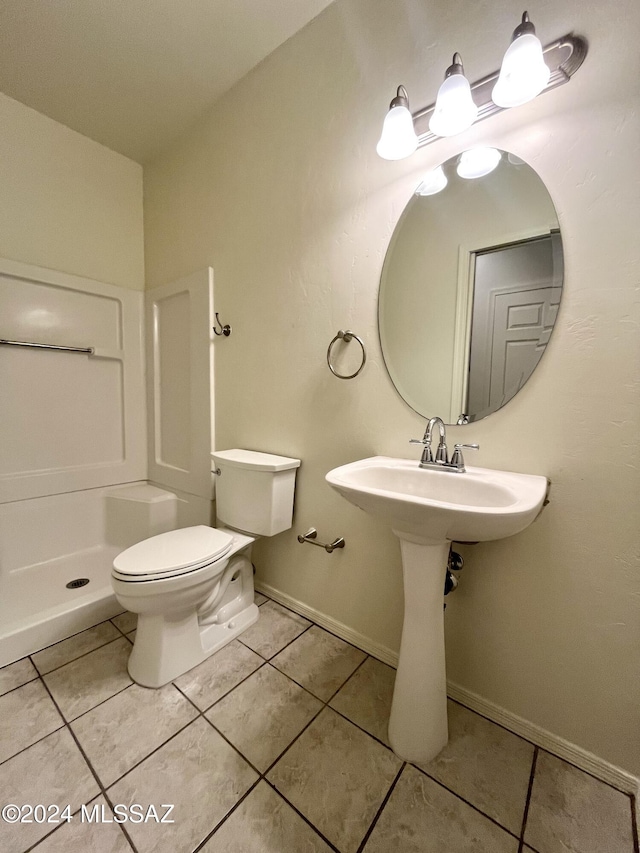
[327,330,366,379]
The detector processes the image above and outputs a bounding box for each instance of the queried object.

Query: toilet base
[124,548,259,689]
[127,601,259,688]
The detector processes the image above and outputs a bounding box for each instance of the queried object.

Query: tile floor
[0,594,637,853]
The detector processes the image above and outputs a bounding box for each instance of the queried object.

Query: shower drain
[66,578,90,589]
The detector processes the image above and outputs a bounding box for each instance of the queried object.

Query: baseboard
[447,682,639,796]
[255,581,639,797]
[255,581,399,668]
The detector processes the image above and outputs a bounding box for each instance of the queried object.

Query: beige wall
[144,0,640,776]
[0,93,144,289]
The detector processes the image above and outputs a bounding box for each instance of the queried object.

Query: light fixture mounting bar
[412,34,587,147]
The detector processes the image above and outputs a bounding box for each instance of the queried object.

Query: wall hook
[213,313,232,337]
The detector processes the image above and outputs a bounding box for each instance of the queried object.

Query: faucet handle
[450,443,479,471]
[410,438,433,464]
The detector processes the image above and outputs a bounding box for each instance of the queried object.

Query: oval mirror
[378,149,563,424]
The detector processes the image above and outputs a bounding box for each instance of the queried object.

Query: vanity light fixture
[429,54,478,138]
[415,165,448,196]
[376,13,586,159]
[456,147,502,179]
[376,85,419,160]
[492,12,551,107]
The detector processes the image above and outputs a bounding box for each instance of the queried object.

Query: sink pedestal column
[388,536,450,763]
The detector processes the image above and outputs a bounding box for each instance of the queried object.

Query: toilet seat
[112,525,234,582]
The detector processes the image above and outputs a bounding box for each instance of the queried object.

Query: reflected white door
[467,236,559,416]
[487,285,560,409]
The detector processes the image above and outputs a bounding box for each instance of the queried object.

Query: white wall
[0,93,144,290]
[143,0,640,777]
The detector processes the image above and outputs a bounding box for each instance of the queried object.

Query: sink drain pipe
[444,548,463,604]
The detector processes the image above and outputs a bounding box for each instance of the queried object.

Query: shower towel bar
[0,339,94,355]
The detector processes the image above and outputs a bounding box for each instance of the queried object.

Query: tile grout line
[0,718,67,771]
[174,684,265,779]
[410,758,521,842]
[22,801,100,853]
[186,658,269,716]
[33,634,132,679]
[260,699,327,778]
[315,652,370,705]
[263,656,367,710]
[356,762,406,853]
[0,614,128,692]
[518,746,538,853]
[262,778,343,853]
[190,777,263,853]
[172,676,340,853]
[170,642,399,845]
[0,659,71,772]
[27,615,124,657]
[173,682,342,851]
[63,681,135,725]
[98,712,203,792]
[236,605,416,769]
[631,793,640,853]
[0,674,40,699]
[109,616,136,639]
[168,640,374,850]
[237,619,315,663]
[34,669,139,853]
[329,703,393,753]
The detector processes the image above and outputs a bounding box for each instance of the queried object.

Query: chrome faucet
[410,416,479,472]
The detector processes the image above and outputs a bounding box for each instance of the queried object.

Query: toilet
[111,449,301,688]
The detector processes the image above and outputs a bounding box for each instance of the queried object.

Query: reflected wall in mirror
[378,149,563,424]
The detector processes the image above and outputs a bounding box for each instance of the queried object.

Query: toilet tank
[211,449,301,536]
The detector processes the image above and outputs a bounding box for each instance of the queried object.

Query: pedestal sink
[325,456,548,763]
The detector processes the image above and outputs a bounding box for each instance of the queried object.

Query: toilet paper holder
[297,527,345,553]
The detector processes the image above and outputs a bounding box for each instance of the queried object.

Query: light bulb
[415,165,448,196]
[429,54,478,138]
[456,148,502,179]
[492,13,550,108]
[376,86,419,160]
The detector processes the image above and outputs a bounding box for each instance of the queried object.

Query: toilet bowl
[111,449,300,688]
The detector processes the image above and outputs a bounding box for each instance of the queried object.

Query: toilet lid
[113,525,234,577]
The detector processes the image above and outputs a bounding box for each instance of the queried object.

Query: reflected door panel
[467,234,558,418]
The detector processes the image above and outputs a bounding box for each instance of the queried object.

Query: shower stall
[0,259,214,666]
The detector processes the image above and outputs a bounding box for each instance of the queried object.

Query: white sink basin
[325,454,549,764]
[326,456,548,544]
